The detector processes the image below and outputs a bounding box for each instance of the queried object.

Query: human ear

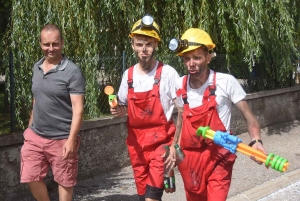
[206,53,212,64]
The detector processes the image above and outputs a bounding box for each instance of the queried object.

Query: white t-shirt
[175,70,246,131]
[118,61,180,121]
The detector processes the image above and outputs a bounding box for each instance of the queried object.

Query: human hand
[249,142,268,166]
[163,146,177,170]
[62,138,77,160]
[110,105,125,117]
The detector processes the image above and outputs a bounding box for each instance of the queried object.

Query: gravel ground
[20,120,300,201]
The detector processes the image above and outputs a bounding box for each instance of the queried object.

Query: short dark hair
[40,24,63,41]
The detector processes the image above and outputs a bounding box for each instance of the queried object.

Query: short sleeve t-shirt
[175,70,246,131]
[30,56,86,139]
[118,61,180,121]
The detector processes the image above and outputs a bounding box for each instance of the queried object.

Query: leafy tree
[2,0,102,127]
[0,0,11,74]
[1,0,299,129]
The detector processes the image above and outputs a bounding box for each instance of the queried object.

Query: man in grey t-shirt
[20,24,85,201]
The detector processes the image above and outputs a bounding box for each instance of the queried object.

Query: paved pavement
[22,120,300,201]
[258,180,300,201]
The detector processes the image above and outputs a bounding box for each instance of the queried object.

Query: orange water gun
[104,86,118,108]
[196,126,289,173]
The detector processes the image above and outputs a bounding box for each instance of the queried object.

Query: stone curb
[227,169,300,201]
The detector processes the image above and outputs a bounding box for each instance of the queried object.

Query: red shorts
[20,128,80,187]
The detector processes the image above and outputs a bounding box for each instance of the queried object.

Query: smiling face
[182,47,211,77]
[39,29,64,63]
[131,34,158,70]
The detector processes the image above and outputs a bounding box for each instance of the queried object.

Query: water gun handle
[108,94,118,108]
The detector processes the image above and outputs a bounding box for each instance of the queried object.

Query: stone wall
[231,85,300,134]
[1,85,300,200]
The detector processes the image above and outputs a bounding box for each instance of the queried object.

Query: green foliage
[3,0,102,128]
[0,0,11,73]
[1,0,299,129]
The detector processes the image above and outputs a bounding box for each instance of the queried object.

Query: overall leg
[177,145,232,201]
[145,144,168,201]
[127,143,163,201]
[178,150,208,201]
[127,143,149,199]
[206,152,236,201]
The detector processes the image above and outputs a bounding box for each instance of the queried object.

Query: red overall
[126,62,175,197]
[177,73,236,201]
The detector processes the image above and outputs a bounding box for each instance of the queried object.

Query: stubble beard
[189,64,208,79]
[136,50,156,71]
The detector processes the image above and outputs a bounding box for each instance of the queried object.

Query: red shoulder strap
[203,71,217,104]
[152,62,163,93]
[127,62,164,93]
[154,62,163,84]
[127,65,134,93]
[176,75,188,104]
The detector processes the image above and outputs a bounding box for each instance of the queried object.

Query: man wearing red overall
[167,28,268,201]
[110,15,179,201]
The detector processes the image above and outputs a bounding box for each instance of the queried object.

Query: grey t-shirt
[30,55,85,139]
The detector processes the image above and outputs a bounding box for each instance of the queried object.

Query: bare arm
[166,99,183,169]
[62,94,85,160]
[28,99,35,127]
[69,94,84,141]
[235,100,261,140]
[172,103,183,146]
[235,100,268,161]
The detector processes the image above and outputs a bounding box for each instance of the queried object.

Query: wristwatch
[248,139,263,147]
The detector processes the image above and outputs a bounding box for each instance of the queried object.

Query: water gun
[104,86,118,108]
[196,126,289,173]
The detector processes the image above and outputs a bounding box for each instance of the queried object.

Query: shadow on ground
[20,167,139,201]
[265,120,299,136]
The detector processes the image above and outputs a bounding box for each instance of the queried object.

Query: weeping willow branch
[1,0,298,128]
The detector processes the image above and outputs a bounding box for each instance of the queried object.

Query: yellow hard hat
[129,15,161,41]
[170,28,215,56]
